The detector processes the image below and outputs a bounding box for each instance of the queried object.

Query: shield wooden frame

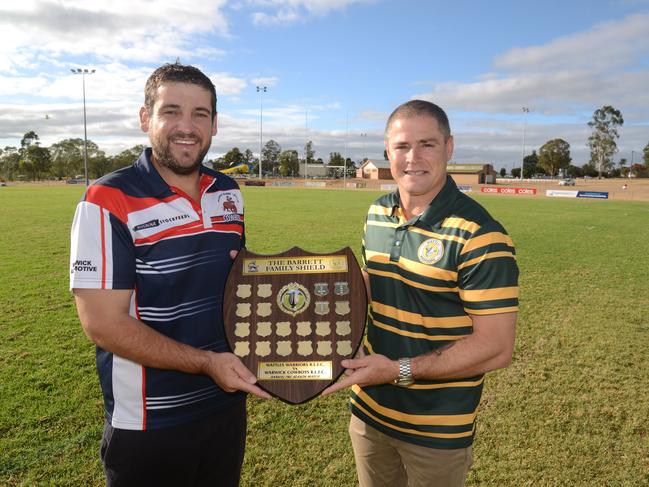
[223,247,367,404]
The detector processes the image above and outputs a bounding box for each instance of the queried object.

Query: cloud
[412,13,649,121]
[247,0,373,26]
[0,0,230,71]
[250,76,280,87]
[494,13,649,72]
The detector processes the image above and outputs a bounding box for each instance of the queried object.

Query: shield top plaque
[223,247,367,404]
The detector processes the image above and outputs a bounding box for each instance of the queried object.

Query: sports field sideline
[1,184,647,486]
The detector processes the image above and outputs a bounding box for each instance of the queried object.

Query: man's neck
[152,159,202,203]
[399,192,437,221]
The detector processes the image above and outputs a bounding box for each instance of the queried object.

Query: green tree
[587,105,624,178]
[109,145,147,173]
[305,141,315,164]
[499,167,506,177]
[539,139,571,177]
[523,150,539,178]
[0,146,21,180]
[223,147,245,166]
[89,152,111,179]
[327,152,346,178]
[328,152,345,166]
[21,144,52,181]
[19,132,52,181]
[643,142,649,167]
[278,150,299,176]
[261,140,281,175]
[21,131,39,148]
[50,138,87,178]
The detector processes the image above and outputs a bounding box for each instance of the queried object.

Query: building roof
[447,163,493,174]
[361,159,391,170]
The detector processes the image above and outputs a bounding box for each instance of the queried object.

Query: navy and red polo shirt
[70,148,245,430]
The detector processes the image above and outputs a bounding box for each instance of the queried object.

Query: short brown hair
[144,63,217,118]
[385,100,451,141]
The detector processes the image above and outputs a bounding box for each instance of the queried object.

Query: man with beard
[70,63,270,486]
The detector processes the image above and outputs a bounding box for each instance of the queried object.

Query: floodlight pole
[520,107,529,179]
[360,132,367,162]
[257,86,267,179]
[71,68,95,187]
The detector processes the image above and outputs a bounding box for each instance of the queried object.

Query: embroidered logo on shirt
[417,238,444,265]
[218,192,241,213]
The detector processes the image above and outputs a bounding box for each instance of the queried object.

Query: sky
[1,0,648,171]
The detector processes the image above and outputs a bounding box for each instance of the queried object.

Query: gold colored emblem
[418,238,444,265]
[236,284,251,299]
[277,282,311,316]
[234,322,250,338]
[256,322,272,337]
[335,301,350,316]
[276,341,292,357]
[337,340,352,356]
[234,342,250,357]
[297,341,313,356]
[257,302,272,317]
[336,321,351,336]
[236,303,251,318]
[257,284,272,298]
[276,321,291,337]
[316,321,331,336]
[296,321,312,337]
[256,341,271,357]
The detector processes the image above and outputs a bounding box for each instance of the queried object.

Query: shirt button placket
[390,226,407,262]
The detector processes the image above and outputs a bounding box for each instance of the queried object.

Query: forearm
[82,312,210,375]
[411,312,517,380]
[411,338,509,380]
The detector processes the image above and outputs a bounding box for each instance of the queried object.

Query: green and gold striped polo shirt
[350,175,519,449]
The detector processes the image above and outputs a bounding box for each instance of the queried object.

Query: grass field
[1,185,648,486]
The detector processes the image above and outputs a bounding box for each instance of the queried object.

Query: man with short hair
[70,63,270,486]
[323,100,519,486]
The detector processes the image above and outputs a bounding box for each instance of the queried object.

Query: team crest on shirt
[418,238,444,265]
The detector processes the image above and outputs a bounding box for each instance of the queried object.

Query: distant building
[298,162,328,177]
[357,160,497,185]
[447,163,497,185]
[357,159,392,180]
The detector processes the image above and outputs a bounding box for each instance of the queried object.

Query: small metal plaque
[258,361,333,381]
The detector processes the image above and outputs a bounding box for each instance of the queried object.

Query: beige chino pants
[349,415,473,487]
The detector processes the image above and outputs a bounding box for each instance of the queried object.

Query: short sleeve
[457,220,519,315]
[69,200,136,291]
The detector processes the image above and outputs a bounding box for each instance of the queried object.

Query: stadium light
[257,86,267,179]
[360,132,367,161]
[520,107,530,179]
[71,68,96,187]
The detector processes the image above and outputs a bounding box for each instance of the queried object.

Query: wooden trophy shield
[223,247,367,404]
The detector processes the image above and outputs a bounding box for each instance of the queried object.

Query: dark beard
[151,135,210,176]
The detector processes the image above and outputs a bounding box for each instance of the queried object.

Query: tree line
[213,140,356,178]
[509,105,649,179]
[0,133,358,182]
[2,105,648,182]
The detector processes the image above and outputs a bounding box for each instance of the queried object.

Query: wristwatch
[393,357,414,387]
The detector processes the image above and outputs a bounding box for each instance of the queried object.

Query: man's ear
[384,140,392,161]
[445,135,455,161]
[212,111,218,136]
[139,106,150,133]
